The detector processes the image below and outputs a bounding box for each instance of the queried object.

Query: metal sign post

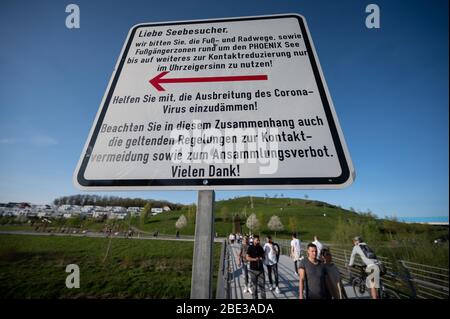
[190,190,215,299]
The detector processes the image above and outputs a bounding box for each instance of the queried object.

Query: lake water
[399,216,449,223]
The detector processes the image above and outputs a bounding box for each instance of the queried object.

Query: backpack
[359,243,377,260]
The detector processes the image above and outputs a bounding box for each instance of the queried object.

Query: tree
[175,214,187,232]
[267,215,284,238]
[67,215,83,228]
[246,213,260,235]
[140,203,151,226]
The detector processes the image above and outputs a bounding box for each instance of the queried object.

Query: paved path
[227,243,366,299]
[228,243,300,299]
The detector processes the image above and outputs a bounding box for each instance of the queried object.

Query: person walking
[237,236,252,294]
[264,236,280,294]
[322,248,347,299]
[246,235,266,299]
[229,233,236,244]
[290,232,301,276]
[299,243,326,299]
[312,236,323,261]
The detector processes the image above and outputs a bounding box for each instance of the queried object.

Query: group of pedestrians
[297,241,347,299]
[229,232,244,244]
[235,231,383,299]
[290,233,345,299]
[236,234,281,299]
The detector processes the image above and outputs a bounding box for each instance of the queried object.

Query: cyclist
[348,236,380,299]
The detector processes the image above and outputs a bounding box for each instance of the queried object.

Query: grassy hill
[133,196,448,267]
[135,196,447,242]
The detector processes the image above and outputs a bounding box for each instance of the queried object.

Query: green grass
[0,234,221,299]
[0,224,34,231]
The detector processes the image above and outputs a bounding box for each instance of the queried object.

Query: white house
[112,206,127,213]
[108,213,127,220]
[58,205,72,212]
[92,211,108,219]
[81,205,94,213]
[127,207,142,215]
[151,208,163,214]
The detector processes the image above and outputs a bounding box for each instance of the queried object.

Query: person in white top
[290,232,301,276]
[348,236,379,299]
[312,236,323,261]
[264,236,280,294]
[229,233,236,244]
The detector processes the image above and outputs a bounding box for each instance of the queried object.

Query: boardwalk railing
[275,240,449,299]
[216,240,232,299]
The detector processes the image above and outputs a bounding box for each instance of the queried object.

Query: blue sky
[0,0,448,219]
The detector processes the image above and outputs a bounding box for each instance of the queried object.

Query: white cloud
[0,136,58,146]
[0,137,20,144]
[30,135,58,146]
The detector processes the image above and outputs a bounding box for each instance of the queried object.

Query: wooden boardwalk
[227,243,363,299]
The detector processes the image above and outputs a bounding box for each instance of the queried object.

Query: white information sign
[74,14,355,190]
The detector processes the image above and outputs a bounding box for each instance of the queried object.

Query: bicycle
[349,265,400,299]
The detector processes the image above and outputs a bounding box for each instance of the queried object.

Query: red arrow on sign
[149,71,268,91]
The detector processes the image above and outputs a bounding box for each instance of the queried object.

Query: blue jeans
[267,263,279,287]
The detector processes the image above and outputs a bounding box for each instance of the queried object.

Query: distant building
[112,206,127,213]
[151,208,163,214]
[58,205,72,212]
[92,211,108,219]
[81,205,94,213]
[163,206,171,212]
[127,207,143,215]
[108,213,127,220]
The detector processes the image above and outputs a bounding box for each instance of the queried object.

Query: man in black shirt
[246,235,266,299]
